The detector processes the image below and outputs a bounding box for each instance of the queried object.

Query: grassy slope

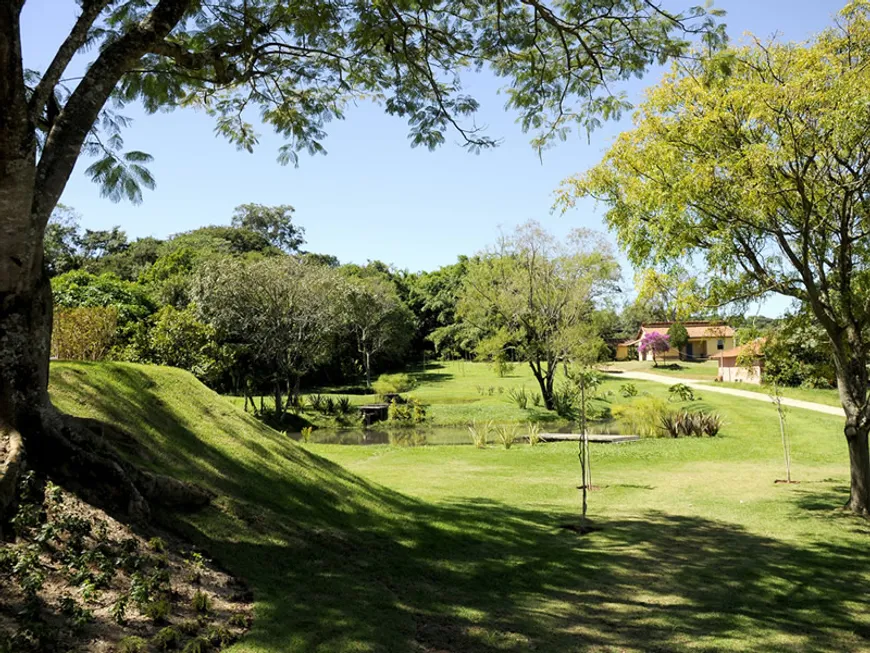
[50,362,870,652]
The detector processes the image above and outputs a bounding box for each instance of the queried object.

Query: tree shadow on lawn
[49,364,870,652]
[187,499,870,653]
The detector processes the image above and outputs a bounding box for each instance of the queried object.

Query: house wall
[718,356,762,384]
[615,345,630,361]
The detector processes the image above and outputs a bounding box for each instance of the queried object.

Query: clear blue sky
[21,0,844,313]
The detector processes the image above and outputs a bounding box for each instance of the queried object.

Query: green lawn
[603,359,721,380]
[227,361,578,428]
[712,381,843,408]
[48,361,870,652]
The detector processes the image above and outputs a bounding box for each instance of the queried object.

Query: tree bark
[845,423,870,515]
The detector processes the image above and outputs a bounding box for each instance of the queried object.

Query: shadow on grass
[50,363,870,652]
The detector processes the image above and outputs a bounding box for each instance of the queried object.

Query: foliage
[388,398,427,424]
[231,204,305,253]
[468,420,494,449]
[526,423,541,447]
[373,373,418,395]
[506,387,529,410]
[619,383,638,398]
[52,270,155,329]
[612,397,673,437]
[194,257,342,416]
[668,383,698,403]
[560,2,870,509]
[495,425,518,450]
[51,307,118,361]
[457,222,618,410]
[660,411,722,437]
[638,332,670,365]
[668,323,690,352]
[44,205,82,277]
[338,276,416,387]
[144,305,228,383]
[761,315,835,389]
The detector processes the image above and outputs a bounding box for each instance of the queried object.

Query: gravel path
[607,370,845,418]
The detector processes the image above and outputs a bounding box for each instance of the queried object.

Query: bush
[388,398,426,423]
[619,383,638,398]
[668,383,698,402]
[527,422,541,446]
[660,410,722,437]
[506,386,529,409]
[152,627,179,651]
[373,373,417,395]
[51,306,118,360]
[495,425,518,450]
[468,420,493,448]
[612,397,673,437]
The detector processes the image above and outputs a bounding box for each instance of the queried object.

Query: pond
[292,422,624,446]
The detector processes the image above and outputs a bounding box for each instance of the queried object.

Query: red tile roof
[640,321,735,339]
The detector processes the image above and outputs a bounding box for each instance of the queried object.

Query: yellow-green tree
[560,2,870,514]
[457,222,619,410]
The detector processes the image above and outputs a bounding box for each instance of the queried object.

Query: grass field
[48,361,870,652]
[604,359,721,380]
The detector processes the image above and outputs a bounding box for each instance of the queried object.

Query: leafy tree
[194,258,341,417]
[563,2,870,513]
[338,276,415,388]
[44,205,82,277]
[0,0,720,515]
[79,227,129,261]
[639,332,670,366]
[668,323,689,355]
[231,204,305,253]
[457,222,619,409]
[51,307,119,361]
[90,236,163,280]
[405,258,474,359]
[145,305,227,384]
[52,270,155,329]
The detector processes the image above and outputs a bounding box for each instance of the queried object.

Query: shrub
[619,383,638,398]
[668,383,698,402]
[373,373,417,395]
[552,385,577,420]
[118,637,148,653]
[300,426,314,443]
[51,306,118,361]
[527,422,541,446]
[307,394,324,411]
[337,397,352,414]
[506,386,529,409]
[192,589,211,614]
[531,393,542,407]
[468,420,493,448]
[145,597,171,623]
[182,637,210,653]
[495,425,518,450]
[323,397,336,414]
[153,626,179,651]
[660,410,723,437]
[612,397,672,437]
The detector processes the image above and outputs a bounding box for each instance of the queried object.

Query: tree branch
[32,0,192,225]
[28,0,113,124]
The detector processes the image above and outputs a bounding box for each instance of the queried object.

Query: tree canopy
[561,0,870,513]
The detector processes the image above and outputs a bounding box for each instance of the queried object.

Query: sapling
[770,383,793,483]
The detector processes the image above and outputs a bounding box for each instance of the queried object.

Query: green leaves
[85,151,155,204]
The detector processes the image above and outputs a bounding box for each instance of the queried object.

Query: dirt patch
[0,474,252,652]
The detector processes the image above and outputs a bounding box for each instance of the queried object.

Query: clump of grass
[468,420,493,448]
[496,424,518,450]
[300,426,314,443]
[152,626,179,651]
[192,589,211,614]
[506,386,529,409]
[619,382,638,398]
[527,422,541,446]
[661,411,722,437]
[118,636,148,653]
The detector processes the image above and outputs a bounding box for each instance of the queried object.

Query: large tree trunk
[529,361,555,410]
[831,329,870,515]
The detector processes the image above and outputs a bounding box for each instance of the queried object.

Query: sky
[20,0,845,315]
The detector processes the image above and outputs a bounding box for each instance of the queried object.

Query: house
[711,339,764,384]
[616,321,737,362]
